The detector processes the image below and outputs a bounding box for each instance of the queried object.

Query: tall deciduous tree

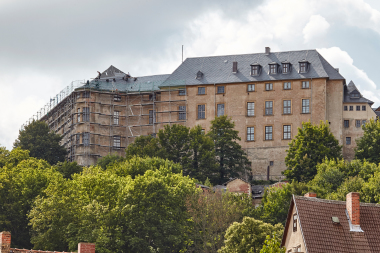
[125,135,160,159]
[355,119,380,164]
[13,120,67,165]
[283,121,342,182]
[207,116,251,185]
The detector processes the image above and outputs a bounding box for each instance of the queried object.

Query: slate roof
[282,195,380,252]
[161,49,345,87]
[344,80,374,105]
[373,107,380,117]
[77,66,170,92]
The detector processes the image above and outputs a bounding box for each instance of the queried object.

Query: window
[179,106,186,120]
[349,106,353,111]
[283,125,291,139]
[83,91,90,98]
[251,64,261,76]
[247,127,254,141]
[114,95,121,102]
[346,137,351,145]
[356,120,361,128]
[302,99,310,113]
[196,71,203,79]
[362,120,366,125]
[77,108,81,123]
[149,110,156,124]
[149,93,156,101]
[269,161,274,166]
[198,105,206,119]
[350,92,360,98]
[198,87,206,95]
[344,105,348,111]
[247,102,255,116]
[356,105,360,111]
[82,132,89,146]
[265,101,273,115]
[265,83,273,91]
[248,84,255,92]
[344,120,349,128]
[282,63,290,74]
[83,107,90,122]
[217,104,225,117]
[113,111,119,125]
[283,82,291,90]
[293,214,298,232]
[299,62,309,73]
[362,105,366,111]
[302,81,310,89]
[201,129,205,135]
[113,136,121,149]
[283,100,291,114]
[76,134,80,145]
[265,126,273,140]
[217,86,225,94]
[179,89,186,96]
[269,64,277,74]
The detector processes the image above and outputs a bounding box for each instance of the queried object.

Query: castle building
[36,47,377,179]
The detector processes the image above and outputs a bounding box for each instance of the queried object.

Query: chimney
[78,242,96,253]
[304,192,317,198]
[232,61,238,73]
[265,47,271,55]
[335,68,339,72]
[346,192,360,226]
[0,232,11,253]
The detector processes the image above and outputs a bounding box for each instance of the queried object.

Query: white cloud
[303,15,330,43]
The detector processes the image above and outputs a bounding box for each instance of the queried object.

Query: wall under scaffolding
[36,80,187,166]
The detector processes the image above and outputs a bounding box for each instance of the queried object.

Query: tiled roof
[344,80,374,105]
[283,196,380,252]
[161,49,345,87]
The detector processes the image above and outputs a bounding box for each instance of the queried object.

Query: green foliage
[283,121,342,182]
[259,233,286,253]
[355,119,380,164]
[29,157,197,253]
[125,135,160,159]
[96,153,125,170]
[0,157,62,248]
[13,120,67,165]
[0,145,10,168]
[219,217,283,253]
[53,160,83,179]
[327,176,365,201]
[207,116,251,184]
[258,181,308,225]
[186,191,254,252]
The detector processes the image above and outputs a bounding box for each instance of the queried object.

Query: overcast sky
[1,0,380,150]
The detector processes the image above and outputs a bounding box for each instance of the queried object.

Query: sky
[1,0,380,150]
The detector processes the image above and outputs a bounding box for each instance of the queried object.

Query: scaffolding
[26,77,188,166]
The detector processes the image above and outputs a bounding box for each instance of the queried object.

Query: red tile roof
[282,196,380,253]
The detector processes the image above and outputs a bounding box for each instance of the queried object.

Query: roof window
[196,71,203,80]
[250,63,262,76]
[268,62,279,75]
[299,60,310,73]
[350,91,360,99]
[282,62,291,74]
[232,61,238,73]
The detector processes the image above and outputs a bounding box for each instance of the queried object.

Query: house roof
[282,195,380,252]
[343,80,374,105]
[223,177,250,186]
[161,49,345,87]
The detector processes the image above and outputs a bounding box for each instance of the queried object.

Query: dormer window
[269,63,279,75]
[282,62,291,74]
[250,63,262,76]
[350,92,360,98]
[299,60,310,73]
[196,71,203,80]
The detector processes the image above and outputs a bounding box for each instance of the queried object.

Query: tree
[53,160,83,179]
[219,217,283,253]
[157,124,190,164]
[29,157,197,253]
[13,120,67,165]
[355,119,380,164]
[0,145,10,168]
[96,153,124,170]
[207,116,251,184]
[283,121,342,182]
[259,233,286,253]
[186,190,254,252]
[125,135,160,159]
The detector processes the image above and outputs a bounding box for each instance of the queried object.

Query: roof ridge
[295,195,380,207]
